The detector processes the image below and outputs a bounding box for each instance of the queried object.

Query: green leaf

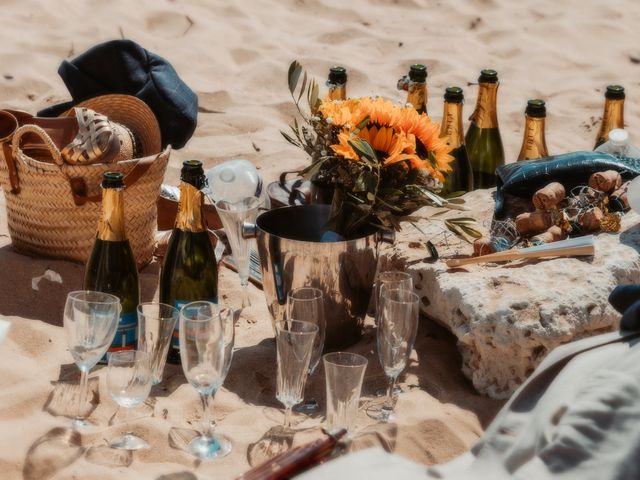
[348,137,377,161]
[354,115,371,132]
[445,190,466,199]
[298,70,308,103]
[445,198,465,205]
[448,217,476,223]
[459,225,483,238]
[288,61,303,95]
[281,130,301,147]
[310,81,320,112]
[300,159,326,180]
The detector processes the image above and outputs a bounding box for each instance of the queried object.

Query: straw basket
[0,96,169,267]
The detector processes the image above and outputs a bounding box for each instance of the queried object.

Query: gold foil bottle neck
[517,116,549,161]
[327,84,347,101]
[97,187,126,241]
[595,98,624,148]
[469,82,499,129]
[407,81,427,113]
[440,101,464,149]
[175,182,206,232]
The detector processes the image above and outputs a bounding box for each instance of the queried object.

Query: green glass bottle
[160,160,218,364]
[83,172,140,359]
[465,69,505,189]
[517,99,549,161]
[439,86,473,194]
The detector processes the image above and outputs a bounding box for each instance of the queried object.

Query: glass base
[110,433,149,450]
[71,417,95,430]
[375,386,402,397]
[293,399,319,413]
[187,434,232,460]
[365,403,395,423]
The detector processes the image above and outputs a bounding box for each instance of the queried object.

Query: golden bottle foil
[175,182,206,232]
[469,82,499,129]
[327,84,347,101]
[97,187,126,241]
[439,101,464,149]
[517,116,549,161]
[595,98,624,148]
[407,81,427,114]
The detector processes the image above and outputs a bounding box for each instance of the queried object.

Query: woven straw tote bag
[0,95,170,267]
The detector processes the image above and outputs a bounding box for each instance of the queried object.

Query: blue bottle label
[100,311,137,363]
[171,299,218,352]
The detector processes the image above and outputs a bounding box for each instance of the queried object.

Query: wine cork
[579,207,604,232]
[473,238,495,256]
[532,182,566,210]
[609,182,630,212]
[515,211,553,235]
[531,225,567,243]
[588,170,622,193]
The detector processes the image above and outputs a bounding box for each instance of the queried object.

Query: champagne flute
[63,290,120,429]
[215,197,261,308]
[287,287,325,413]
[137,302,179,385]
[107,350,153,450]
[374,271,413,324]
[179,301,231,459]
[372,288,419,423]
[275,320,318,430]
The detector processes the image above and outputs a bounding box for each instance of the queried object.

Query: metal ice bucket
[243,204,393,350]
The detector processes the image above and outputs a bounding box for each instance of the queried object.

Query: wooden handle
[446,242,595,268]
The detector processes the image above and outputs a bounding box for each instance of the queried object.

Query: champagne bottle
[517,99,549,161]
[160,160,218,364]
[398,64,428,114]
[465,69,505,189]
[594,85,625,149]
[83,172,139,358]
[439,86,473,194]
[326,66,347,101]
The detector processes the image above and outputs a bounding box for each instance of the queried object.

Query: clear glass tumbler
[323,352,368,435]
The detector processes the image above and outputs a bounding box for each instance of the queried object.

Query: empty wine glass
[220,305,237,380]
[275,320,318,430]
[137,302,179,385]
[179,301,231,459]
[371,288,419,423]
[323,352,368,435]
[287,287,325,413]
[107,350,153,450]
[215,197,261,308]
[63,290,120,429]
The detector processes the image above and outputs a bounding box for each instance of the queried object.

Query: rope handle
[11,124,64,166]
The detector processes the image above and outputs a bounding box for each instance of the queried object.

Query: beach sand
[0,0,639,478]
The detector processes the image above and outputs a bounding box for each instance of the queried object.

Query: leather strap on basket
[69,153,157,206]
[2,142,20,193]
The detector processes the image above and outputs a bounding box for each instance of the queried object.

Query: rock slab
[381,189,640,399]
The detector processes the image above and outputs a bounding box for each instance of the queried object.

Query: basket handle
[11,124,64,166]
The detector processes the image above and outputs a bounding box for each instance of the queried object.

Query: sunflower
[332,125,416,166]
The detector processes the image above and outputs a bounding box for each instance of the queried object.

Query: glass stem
[77,368,89,421]
[200,392,215,439]
[124,405,133,437]
[283,406,293,430]
[384,376,397,411]
[241,282,251,308]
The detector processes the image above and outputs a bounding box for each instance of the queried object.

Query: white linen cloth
[299,329,640,480]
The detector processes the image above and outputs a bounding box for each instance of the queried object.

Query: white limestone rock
[381,189,640,399]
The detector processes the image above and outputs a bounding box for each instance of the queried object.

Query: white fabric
[0,319,9,346]
[299,330,640,479]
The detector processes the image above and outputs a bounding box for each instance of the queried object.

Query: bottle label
[518,117,548,161]
[440,103,464,149]
[170,299,218,353]
[98,188,126,241]
[99,311,137,363]
[596,99,624,147]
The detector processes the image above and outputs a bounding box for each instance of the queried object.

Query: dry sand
[1,0,639,478]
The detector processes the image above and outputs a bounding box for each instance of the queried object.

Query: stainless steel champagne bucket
[243,205,393,350]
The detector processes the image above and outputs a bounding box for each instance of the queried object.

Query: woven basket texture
[0,146,170,267]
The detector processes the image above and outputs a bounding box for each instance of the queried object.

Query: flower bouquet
[282,61,480,241]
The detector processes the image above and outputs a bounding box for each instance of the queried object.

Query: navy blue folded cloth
[609,285,640,331]
[38,39,197,150]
